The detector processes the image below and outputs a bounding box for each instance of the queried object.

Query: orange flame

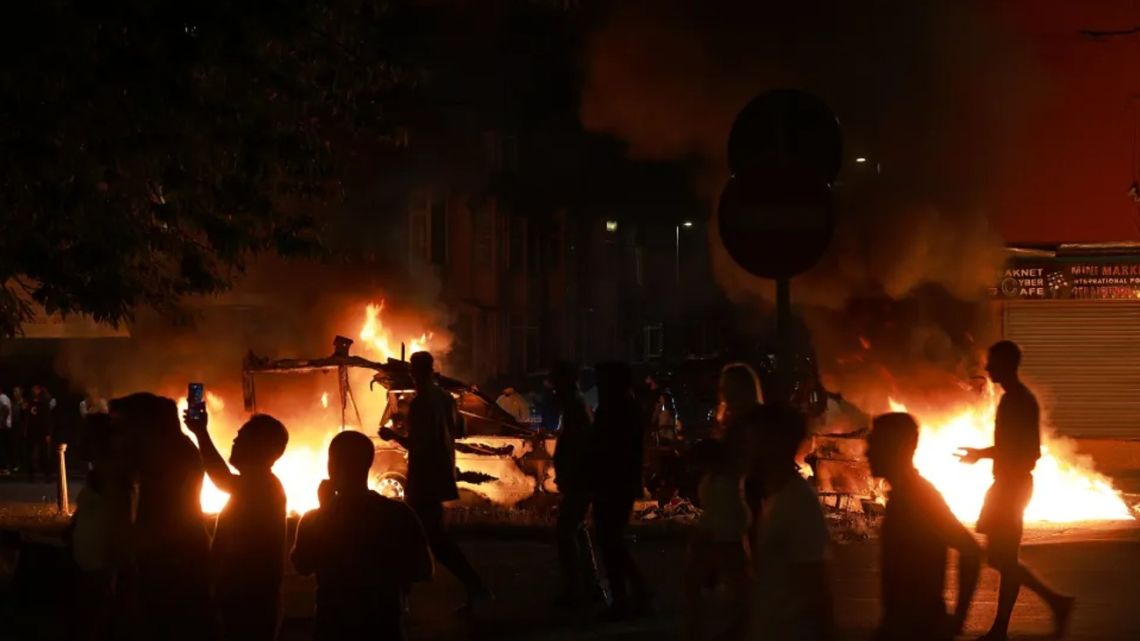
[889,388,1132,523]
[178,301,442,514]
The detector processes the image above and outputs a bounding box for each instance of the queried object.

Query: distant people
[25,384,54,482]
[112,393,210,641]
[379,351,489,609]
[751,404,833,640]
[80,392,108,417]
[185,410,289,641]
[684,439,751,641]
[0,385,11,476]
[550,362,599,606]
[646,375,680,445]
[870,413,980,641]
[591,361,649,620]
[496,385,532,425]
[293,430,432,641]
[11,386,25,474]
[957,341,1074,640]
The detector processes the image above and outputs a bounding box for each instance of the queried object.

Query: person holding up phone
[183,388,290,641]
[292,430,432,641]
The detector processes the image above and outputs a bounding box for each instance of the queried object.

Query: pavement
[2,479,1140,640]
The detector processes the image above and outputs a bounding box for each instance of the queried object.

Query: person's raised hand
[183,409,209,435]
[955,447,982,465]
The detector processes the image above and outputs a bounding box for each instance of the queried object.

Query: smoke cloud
[580,1,1041,411]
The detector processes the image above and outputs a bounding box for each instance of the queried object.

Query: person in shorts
[958,341,1074,641]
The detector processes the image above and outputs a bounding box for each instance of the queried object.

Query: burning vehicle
[241,337,558,507]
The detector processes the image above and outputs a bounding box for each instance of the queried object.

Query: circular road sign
[727,89,843,183]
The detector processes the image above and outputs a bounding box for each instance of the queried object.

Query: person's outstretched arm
[183,410,236,492]
[956,446,995,464]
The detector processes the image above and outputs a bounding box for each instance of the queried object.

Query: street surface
[2,481,1139,640]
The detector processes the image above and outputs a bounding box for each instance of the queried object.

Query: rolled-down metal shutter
[1004,300,1140,437]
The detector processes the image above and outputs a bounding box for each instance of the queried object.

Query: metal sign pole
[776,277,792,401]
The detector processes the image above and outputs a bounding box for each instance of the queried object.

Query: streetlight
[682,220,694,228]
[854,156,867,163]
[605,220,618,233]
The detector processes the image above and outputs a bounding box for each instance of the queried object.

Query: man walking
[958,341,1074,640]
[380,351,489,610]
[870,413,980,641]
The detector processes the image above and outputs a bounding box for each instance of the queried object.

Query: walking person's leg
[595,496,647,618]
[555,491,592,603]
[409,499,486,598]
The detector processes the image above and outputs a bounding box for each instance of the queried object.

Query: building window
[527,220,541,275]
[409,205,429,264]
[430,199,447,266]
[546,219,563,269]
[474,209,494,267]
[508,217,525,272]
[643,323,664,359]
[511,323,540,374]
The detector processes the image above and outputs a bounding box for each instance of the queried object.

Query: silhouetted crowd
[57,342,1074,641]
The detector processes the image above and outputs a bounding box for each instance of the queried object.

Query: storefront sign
[991,262,1140,300]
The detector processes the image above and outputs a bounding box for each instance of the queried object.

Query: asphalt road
[3,480,1139,640]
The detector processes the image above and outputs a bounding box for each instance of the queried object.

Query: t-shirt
[211,472,287,602]
[406,386,460,502]
[0,393,11,429]
[753,475,830,628]
[292,490,432,641]
[993,383,1040,481]
[696,473,751,542]
[879,474,968,639]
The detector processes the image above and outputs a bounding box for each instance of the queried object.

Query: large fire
[890,389,1134,523]
[181,300,437,515]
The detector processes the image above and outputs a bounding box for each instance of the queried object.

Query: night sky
[988,1,1140,242]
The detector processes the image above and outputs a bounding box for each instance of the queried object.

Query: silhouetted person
[958,341,1074,640]
[715,363,766,528]
[112,393,210,641]
[185,410,289,641]
[751,404,833,640]
[550,361,599,606]
[870,413,980,641]
[68,412,129,641]
[380,351,489,608]
[591,361,649,620]
[684,439,750,641]
[293,430,432,641]
[26,384,54,481]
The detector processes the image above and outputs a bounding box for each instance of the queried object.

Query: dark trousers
[407,498,483,592]
[556,491,598,597]
[218,594,280,641]
[0,429,12,469]
[593,495,646,610]
[26,434,52,481]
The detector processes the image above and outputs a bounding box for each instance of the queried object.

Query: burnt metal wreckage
[241,336,555,505]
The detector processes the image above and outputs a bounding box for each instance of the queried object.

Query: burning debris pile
[811,385,1134,524]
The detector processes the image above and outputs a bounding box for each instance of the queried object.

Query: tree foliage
[0,1,421,335]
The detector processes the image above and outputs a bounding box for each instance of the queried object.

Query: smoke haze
[580,0,1040,411]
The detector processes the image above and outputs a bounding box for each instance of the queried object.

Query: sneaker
[1053,595,1076,639]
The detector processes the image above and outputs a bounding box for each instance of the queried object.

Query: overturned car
[241,338,558,507]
